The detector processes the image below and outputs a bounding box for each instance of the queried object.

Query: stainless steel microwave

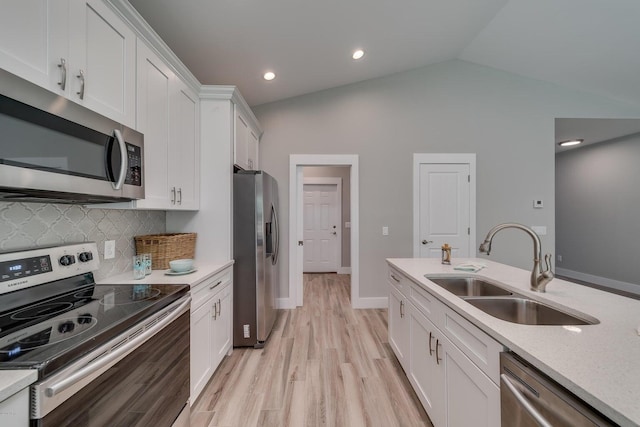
[0,68,144,204]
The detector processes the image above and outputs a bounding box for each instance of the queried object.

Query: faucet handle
[544,253,553,273]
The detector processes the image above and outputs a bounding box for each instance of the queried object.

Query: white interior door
[414,154,476,258]
[303,183,340,272]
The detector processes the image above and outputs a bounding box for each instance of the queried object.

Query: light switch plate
[533,200,544,208]
[382,226,389,236]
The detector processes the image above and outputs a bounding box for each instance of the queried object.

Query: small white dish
[165,268,198,276]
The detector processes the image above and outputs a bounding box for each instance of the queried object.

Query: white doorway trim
[413,153,477,257]
[289,155,359,308]
[303,177,342,273]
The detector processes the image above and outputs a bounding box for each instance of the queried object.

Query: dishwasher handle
[501,373,553,427]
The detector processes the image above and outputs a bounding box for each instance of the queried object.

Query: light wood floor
[191,273,433,427]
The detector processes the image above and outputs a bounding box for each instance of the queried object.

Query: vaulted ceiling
[128,0,640,108]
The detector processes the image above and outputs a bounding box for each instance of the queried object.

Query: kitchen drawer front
[191,268,232,310]
[441,307,503,384]
[408,281,442,323]
[388,267,409,294]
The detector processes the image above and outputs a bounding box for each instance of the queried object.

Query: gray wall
[254,59,640,300]
[556,132,640,287]
[303,166,351,268]
[0,202,165,281]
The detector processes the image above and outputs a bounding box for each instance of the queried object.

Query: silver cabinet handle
[209,280,222,290]
[171,187,176,204]
[177,187,182,204]
[428,332,434,356]
[435,339,442,365]
[76,69,85,100]
[45,297,190,398]
[58,58,67,90]
[112,129,127,190]
[390,274,400,283]
[212,300,217,320]
[399,300,404,318]
[501,374,552,427]
[422,240,433,245]
[217,299,221,317]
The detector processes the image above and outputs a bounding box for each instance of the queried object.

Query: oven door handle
[45,297,190,398]
[500,373,553,427]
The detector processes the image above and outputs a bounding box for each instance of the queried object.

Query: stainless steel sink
[425,276,513,297]
[464,297,599,326]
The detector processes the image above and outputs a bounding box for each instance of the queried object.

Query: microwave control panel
[125,143,142,186]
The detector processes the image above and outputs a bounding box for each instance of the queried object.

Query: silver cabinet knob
[422,240,433,245]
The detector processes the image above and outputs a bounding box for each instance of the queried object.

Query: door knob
[422,240,433,245]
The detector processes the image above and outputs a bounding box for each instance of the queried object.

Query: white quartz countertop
[0,370,37,402]
[387,257,640,427]
[98,260,234,287]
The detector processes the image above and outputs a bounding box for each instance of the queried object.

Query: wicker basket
[134,233,196,270]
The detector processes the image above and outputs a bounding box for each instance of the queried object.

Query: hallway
[191,273,432,427]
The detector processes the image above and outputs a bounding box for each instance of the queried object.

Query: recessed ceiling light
[558,139,583,147]
[352,49,365,60]
[263,72,276,81]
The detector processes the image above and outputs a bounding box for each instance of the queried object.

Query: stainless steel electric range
[0,242,191,426]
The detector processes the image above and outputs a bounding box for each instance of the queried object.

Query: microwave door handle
[111,129,127,190]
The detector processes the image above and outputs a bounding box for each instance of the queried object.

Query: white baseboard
[276,297,296,309]
[352,296,388,309]
[337,267,352,274]
[556,268,640,295]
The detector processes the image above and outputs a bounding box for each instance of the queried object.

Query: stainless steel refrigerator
[233,170,279,348]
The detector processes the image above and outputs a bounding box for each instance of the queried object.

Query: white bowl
[169,258,194,273]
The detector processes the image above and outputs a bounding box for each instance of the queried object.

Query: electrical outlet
[104,240,115,259]
[243,324,250,338]
[382,226,389,236]
[557,254,563,262]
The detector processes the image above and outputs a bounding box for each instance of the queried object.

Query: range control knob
[78,314,93,325]
[78,252,93,263]
[59,255,76,266]
[58,321,75,334]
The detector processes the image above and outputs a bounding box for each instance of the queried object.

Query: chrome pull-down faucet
[479,223,554,292]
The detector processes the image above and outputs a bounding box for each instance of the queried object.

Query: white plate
[164,268,197,276]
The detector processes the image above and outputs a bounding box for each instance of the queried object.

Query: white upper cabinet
[68,0,136,127]
[168,79,199,210]
[0,0,136,128]
[133,39,199,211]
[234,106,260,170]
[0,0,68,94]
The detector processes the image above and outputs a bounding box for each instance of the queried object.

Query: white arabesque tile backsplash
[0,202,165,281]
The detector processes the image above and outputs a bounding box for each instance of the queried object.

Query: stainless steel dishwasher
[500,352,616,427]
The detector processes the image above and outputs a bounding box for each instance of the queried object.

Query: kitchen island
[387,257,640,426]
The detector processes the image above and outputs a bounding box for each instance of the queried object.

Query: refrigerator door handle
[271,203,280,265]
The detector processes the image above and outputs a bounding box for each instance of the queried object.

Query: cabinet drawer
[409,281,441,321]
[191,268,232,310]
[442,308,503,384]
[388,267,409,294]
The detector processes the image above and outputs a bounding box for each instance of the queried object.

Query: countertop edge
[0,370,38,402]
[98,260,235,287]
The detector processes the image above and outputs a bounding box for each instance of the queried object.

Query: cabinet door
[408,304,446,427]
[442,336,500,427]
[190,298,214,401]
[169,79,199,210]
[234,109,249,169]
[135,39,172,209]
[389,284,409,371]
[0,0,68,93]
[69,0,136,127]
[212,281,233,367]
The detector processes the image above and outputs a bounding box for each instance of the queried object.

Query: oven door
[31,297,190,427]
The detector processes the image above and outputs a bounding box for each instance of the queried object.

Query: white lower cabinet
[0,387,29,427]
[190,268,233,403]
[388,266,501,427]
[408,303,499,427]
